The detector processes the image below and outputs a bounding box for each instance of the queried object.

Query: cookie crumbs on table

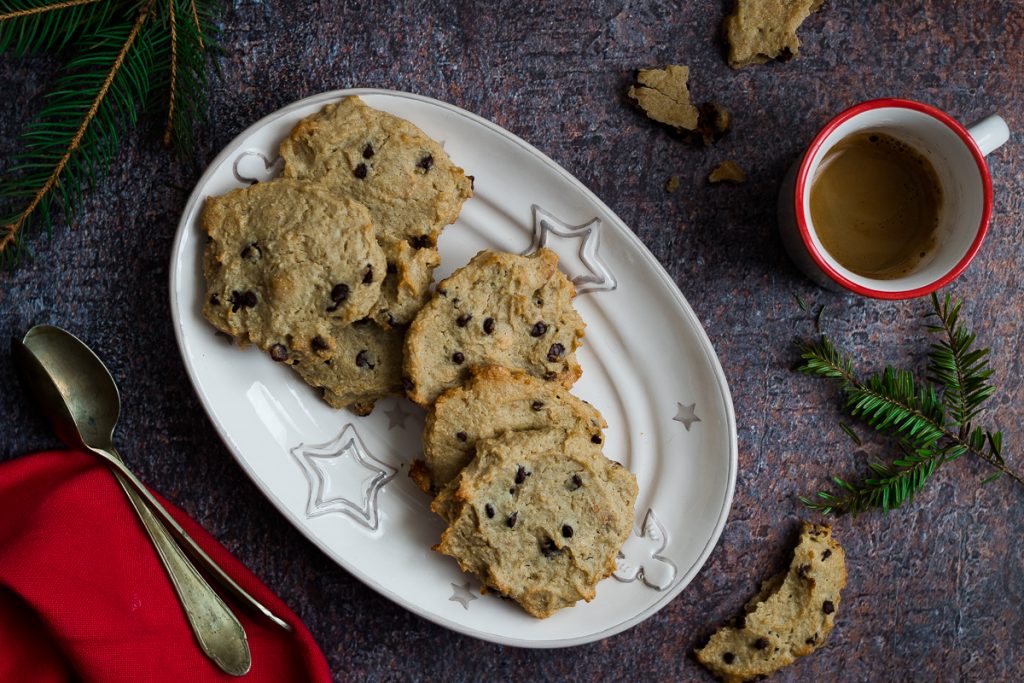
[628,64,700,132]
[665,175,681,193]
[723,0,825,68]
[693,102,732,146]
[695,522,846,682]
[709,160,747,184]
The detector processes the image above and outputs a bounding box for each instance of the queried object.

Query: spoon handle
[114,468,252,676]
[93,446,293,633]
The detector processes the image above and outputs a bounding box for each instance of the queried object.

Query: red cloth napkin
[0,450,332,683]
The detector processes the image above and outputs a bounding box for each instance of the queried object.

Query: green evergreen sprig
[0,0,220,266]
[797,292,1023,515]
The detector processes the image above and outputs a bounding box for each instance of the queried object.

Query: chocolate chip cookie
[403,248,585,406]
[432,428,637,618]
[413,365,606,493]
[279,96,473,326]
[289,319,405,415]
[695,523,847,682]
[201,179,385,361]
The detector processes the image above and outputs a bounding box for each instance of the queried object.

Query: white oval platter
[169,88,737,648]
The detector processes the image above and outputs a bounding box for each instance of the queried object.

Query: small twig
[0,0,98,23]
[189,0,204,49]
[163,0,179,147]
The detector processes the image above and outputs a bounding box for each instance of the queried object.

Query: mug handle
[967,114,1010,156]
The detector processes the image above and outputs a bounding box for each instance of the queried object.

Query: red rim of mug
[794,98,993,299]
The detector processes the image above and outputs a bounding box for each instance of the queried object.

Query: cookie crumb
[665,175,681,193]
[627,64,699,132]
[709,160,747,184]
[724,0,824,68]
[694,102,731,146]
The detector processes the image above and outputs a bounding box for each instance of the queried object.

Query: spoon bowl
[16,325,120,451]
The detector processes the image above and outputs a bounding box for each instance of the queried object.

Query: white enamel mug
[778,98,1009,298]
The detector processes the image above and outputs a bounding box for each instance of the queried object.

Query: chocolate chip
[456,431,467,442]
[547,343,565,362]
[229,290,257,312]
[456,314,472,327]
[506,511,517,528]
[311,335,329,352]
[417,154,434,171]
[209,294,220,306]
[269,344,288,362]
[530,321,548,337]
[482,317,495,334]
[401,377,415,392]
[330,283,350,303]
[436,287,447,296]
[509,488,516,495]
[569,474,583,490]
[240,242,261,260]
[451,351,465,364]
[543,371,557,381]
[353,163,368,179]
[735,614,746,629]
[753,637,768,650]
[534,297,544,307]
[362,143,374,158]
[410,234,432,249]
[531,400,544,411]
[355,350,375,369]
[805,635,817,645]
[822,600,835,614]
[467,175,475,189]
[362,265,374,284]
[561,524,573,538]
[822,549,832,560]
[484,503,494,518]
[591,434,602,444]
[722,652,735,664]
[514,466,528,485]
[797,563,811,578]
[386,262,398,275]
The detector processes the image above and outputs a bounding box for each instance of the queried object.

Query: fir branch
[0,1,157,261]
[0,0,111,55]
[0,0,219,263]
[796,293,1024,515]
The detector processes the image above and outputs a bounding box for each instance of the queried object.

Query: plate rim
[168,87,738,648]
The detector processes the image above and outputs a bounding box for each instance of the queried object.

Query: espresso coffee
[809,131,943,279]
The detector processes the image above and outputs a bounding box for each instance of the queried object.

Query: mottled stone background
[2,2,1023,681]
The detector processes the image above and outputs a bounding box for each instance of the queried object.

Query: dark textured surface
[2,2,1023,681]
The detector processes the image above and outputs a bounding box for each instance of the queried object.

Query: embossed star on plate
[673,402,701,431]
[524,205,617,294]
[449,581,478,609]
[291,424,397,531]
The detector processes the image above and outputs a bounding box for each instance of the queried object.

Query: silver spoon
[11,326,289,672]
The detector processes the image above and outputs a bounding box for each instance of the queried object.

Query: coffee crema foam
[809,131,943,279]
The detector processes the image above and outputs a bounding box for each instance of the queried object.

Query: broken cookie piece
[695,522,846,683]
[724,0,825,68]
[709,160,747,184]
[628,65,699,132]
